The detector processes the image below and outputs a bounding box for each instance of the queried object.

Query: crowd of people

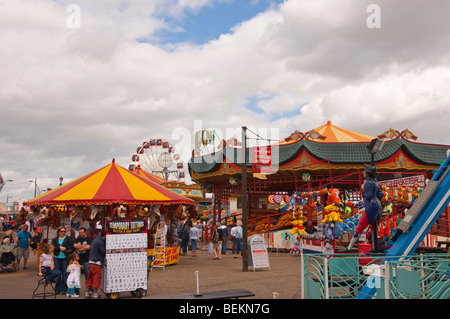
[1,210,246,298]
[173,217,243,261]
[0,213,107,299]
[37,226,107,298]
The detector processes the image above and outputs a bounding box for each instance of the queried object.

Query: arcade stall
[24,159,196,297]
[188,122,450,253]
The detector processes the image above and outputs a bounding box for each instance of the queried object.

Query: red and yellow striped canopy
[132,165,166,184]
[24,159,195,206]
[313,121,375,143]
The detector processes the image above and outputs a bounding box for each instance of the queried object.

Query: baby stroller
[0,251,18,273]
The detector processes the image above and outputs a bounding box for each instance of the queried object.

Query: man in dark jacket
[85,230,106,299]
[74,227,93,295]
[181,224,190,256]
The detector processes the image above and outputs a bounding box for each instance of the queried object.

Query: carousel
[132,164,205,204]
[24,159,197,266]
[188,122,450,252]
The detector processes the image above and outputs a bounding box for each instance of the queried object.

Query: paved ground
[0,236,303,299]
[147,249,303,299]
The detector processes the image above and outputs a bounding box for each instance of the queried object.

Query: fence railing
[301,253,450,299]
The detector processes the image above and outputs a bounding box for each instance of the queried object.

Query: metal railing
[301,253,450,299]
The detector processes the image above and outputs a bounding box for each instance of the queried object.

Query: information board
[378,174,426,188]
[102,218,148,294]
[248,234,271,271]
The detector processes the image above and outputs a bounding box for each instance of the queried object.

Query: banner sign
[103,218,148,294]
[106,218,148,235]
[252,146,272,173]
[378,175,426,188]
[148,246,180,266]
[248,234,271,271]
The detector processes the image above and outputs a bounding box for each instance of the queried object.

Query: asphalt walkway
[0,238,302,299]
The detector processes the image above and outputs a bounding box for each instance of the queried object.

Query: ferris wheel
[128,138,185,182]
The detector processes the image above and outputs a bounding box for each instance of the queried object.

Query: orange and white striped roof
[313,121,375,143]
[279,121,376,144]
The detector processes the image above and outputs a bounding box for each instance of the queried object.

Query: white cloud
[1,0,449,202]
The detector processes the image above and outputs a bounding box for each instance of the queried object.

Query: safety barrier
[301,253,450,299]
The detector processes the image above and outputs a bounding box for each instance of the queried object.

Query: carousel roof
[188,124,450,178]
[25,159,195,206]
[312,121,375,143]
[132,165,166,184]
[133,166,204,200]
[278,121,375,144]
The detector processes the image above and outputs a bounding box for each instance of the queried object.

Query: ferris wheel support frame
[129,138,185,182]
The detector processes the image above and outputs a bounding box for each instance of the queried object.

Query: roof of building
[188,126,450,177]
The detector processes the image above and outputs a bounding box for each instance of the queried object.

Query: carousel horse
[149,205,161,230]
[134,205,148,217]
[16,208,28,224]
[90,206,104,223]
[113,205,128,218]
[174,205,183,220]
[127,205,137,218]
[72,205,92,222]
[188,205,199,219]
[47,207,60,229]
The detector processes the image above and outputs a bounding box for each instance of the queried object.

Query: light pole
[367,138,385,166]
[241,126,248,271]
[29,178,38,197]
[0,179,13,193]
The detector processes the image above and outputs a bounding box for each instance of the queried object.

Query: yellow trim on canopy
[55,164,111,201]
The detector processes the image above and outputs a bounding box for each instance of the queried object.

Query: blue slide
[357,154,450,299]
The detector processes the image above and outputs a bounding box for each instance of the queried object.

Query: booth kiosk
[24,159,196,298]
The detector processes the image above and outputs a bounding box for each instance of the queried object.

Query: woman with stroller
[0,237,17,272]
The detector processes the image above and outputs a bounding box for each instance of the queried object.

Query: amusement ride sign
[248,234,271,271]
[378,174,426,188]
[252,146,272,173]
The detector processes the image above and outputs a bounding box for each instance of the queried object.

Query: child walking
[66,252,81,298]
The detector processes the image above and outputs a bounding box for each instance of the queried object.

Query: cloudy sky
[1,0,450,203]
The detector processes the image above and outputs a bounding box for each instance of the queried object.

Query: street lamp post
[241,126,248,271]
[0,179,13,193]
[29,178,37,197]
[366,138,385,166]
